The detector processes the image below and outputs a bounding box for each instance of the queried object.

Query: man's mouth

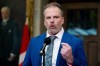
[50,25,55,29]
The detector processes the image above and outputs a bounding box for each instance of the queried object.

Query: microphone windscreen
[44,37,51,45]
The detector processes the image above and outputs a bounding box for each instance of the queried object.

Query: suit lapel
[56,32,72,66]
[0,20,12,39]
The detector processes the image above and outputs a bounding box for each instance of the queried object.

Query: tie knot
[50,36,57,42]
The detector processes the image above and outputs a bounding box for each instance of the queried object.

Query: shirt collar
[2,18,9,23]
[46,27,64,40]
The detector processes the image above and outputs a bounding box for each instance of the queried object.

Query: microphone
[40,37,51,55]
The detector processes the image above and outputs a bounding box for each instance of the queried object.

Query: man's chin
[49,30,58,35]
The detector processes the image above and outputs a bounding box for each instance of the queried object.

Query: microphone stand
[40,37,51,66]
[42,49,45,66]
[40,45,46,66]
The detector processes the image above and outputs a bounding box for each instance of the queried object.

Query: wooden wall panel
[88,41,98,66]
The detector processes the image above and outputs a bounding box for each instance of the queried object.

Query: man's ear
[62,17,64,25]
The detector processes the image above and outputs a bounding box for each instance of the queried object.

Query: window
[67,9,97,36]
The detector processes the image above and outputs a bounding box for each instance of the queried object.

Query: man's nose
[50,18,54,23]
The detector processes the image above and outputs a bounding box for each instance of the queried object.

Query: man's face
[1,10,10,19]
[44,7,64,35]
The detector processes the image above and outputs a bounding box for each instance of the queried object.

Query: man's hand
[8,53,16,61]
[60,43,73,65]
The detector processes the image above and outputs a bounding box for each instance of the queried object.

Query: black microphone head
[44,37,51,45]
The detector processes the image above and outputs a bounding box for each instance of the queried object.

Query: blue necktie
[45,36,56,66]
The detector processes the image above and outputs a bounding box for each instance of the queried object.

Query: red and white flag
[18,17,30,66]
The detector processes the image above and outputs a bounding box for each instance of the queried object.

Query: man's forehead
[44,7,61,15]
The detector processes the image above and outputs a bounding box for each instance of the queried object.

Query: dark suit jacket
[23,32,87,66]
[0,19,20,59]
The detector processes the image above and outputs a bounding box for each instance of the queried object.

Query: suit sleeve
[72,39,88,66]
[23,39,33,66]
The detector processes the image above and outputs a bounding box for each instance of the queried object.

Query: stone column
[33,0,48,36]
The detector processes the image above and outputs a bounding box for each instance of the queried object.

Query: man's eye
[54,16,59,18]
[46,17,51,19]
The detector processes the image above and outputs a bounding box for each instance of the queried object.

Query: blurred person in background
[0,6,20,66]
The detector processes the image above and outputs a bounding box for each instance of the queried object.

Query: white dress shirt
[42,27,64,66]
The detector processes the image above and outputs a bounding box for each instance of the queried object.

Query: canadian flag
[18,17,30,66]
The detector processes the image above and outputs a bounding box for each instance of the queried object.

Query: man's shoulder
[30,33,46,41]
[64,31,82,41]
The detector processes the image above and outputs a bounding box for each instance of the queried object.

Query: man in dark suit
[0,6,20,66]
[23,2,87,66]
